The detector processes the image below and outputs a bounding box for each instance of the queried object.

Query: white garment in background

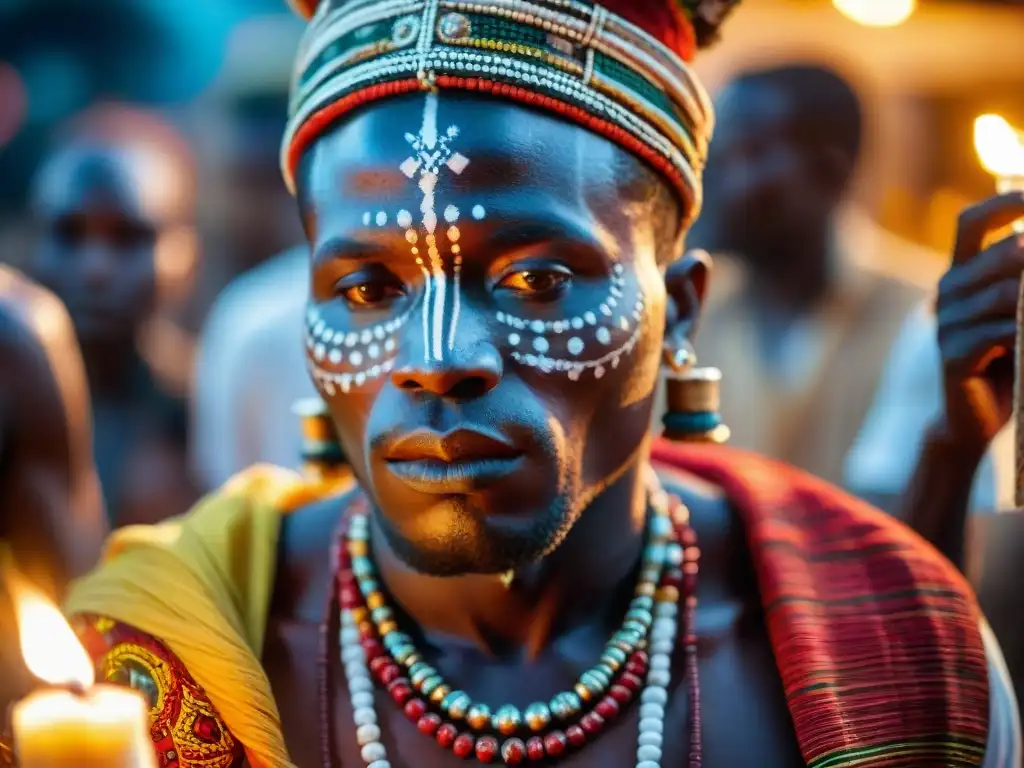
[845,302,1009,512]
[191,247,315,489]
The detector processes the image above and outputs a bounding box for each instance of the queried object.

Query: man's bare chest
[264,611,805,768]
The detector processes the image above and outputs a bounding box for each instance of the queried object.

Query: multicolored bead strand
[319,476,701,767]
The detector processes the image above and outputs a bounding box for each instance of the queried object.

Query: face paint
[306,91,647,398]
[499,263,647,381]
[305,91,479,396]
[305,304,411,395]
[400,90,473,363]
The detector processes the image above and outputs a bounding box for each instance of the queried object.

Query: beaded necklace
[318,477,701,767]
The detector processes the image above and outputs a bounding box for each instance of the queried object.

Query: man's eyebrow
[487,212,607,254]
[311,236,389,264]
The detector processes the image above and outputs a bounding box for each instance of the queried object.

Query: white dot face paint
[499,263,648,381]
[304,304,412,396]
[307,94,647,398]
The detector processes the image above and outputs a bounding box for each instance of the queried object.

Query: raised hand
[937,192,1024,451]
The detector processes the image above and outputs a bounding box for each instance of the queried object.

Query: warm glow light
[833,0,916,27]
[7,569,94,688]
[974,114,1024,178]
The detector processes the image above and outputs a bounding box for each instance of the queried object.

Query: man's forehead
[301,92,634,197]
[36,145,188,224]
[305,130,624,210]
[713,81,791,135]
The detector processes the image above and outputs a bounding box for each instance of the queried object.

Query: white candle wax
[13,684,156,768]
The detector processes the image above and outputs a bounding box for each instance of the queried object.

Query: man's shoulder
[218,248,308,311]
[279,485,357,558]
[274,483,360,623]
[201,248,308,348]
[653,442,969,577]
[0,270,73,362]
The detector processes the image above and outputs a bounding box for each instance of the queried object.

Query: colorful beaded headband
[281,0,718,223]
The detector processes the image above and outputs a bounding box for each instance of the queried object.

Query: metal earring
[660,344,730,444]
[662,338,696,374]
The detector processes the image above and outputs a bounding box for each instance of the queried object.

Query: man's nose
[79,243,117,290]
[390,342,502,400]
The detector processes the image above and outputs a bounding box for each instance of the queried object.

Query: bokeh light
[833,0,916,28]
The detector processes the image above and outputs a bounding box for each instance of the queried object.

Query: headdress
[281,0,741,223]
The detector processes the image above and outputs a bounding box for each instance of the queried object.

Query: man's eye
[337,280,404,308]
[497,269,571,299]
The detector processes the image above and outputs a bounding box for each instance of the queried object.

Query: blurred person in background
[27,128,199,528]
[186,14,306,326]
[191,15,316,489]
[192,243,314,489]
[687,63,998,517]
[59,105,203,400]
[0,266,106,708]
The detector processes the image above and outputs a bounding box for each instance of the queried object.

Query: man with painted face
[62,2,1020,767]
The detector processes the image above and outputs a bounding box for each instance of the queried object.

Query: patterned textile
[652,441,989,768]
[281,0,717,224]
[73,615,246,768]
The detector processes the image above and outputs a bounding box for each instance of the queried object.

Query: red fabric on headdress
[598,0,698,61]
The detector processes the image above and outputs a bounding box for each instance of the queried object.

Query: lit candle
[974,113,1024,234]
[8,574,155,768]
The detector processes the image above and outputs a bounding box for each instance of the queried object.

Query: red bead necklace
[318,488,702,767]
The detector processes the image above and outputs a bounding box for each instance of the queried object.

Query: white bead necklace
[330,480,696,767]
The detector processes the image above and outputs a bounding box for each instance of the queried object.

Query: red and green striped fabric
[652,440,989,768]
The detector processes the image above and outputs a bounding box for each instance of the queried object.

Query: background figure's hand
[937,192,1024,451]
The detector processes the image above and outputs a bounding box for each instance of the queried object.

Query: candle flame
[974,114,1024,178]
[7,567,94,688]
[833,0,916,28]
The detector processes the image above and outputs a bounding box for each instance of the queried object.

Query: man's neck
[81,340,140,399]
[744,231,834,319]
[371,460,650,660]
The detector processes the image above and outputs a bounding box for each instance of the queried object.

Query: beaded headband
[281,0,721,224]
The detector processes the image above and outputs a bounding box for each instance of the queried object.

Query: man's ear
[664,249,712,352]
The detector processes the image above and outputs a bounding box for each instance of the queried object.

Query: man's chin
[376,498,573,577]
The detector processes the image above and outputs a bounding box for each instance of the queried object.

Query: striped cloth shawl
[652,440,989,768]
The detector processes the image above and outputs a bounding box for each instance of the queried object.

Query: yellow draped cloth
[65,466,344,768]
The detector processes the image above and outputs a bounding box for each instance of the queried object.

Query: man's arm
[982,619,1022,767]
[845,305,997,570]
[900,422,991,572]
[0,284,106,596]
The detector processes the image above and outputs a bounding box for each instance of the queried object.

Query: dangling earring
[293,397,352,483]
[661,341,730,443]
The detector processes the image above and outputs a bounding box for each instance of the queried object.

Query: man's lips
[384,428,522,463]
[383,428,525,494]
